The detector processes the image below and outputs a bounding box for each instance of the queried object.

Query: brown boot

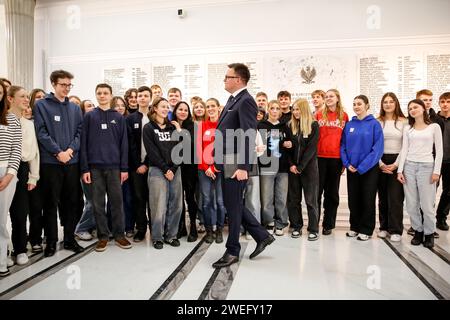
[204,226,214,243]
[215,227,223,243]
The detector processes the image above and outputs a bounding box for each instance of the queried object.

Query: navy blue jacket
[215,89,257,171]
[80,107,128,173]
[33,93,83,165]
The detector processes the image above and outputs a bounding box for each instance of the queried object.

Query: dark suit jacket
[215,89,257,172]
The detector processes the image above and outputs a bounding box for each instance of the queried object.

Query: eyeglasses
[57,83,74,89]
[224,76,240,81]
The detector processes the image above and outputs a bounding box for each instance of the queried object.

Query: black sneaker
[133,231,146,242]
[153,241,164,249]
[164,239,180,247]
[436,220,449,231]
[433,231,440,239]
[407,227,415,236]
[322,228,332,235]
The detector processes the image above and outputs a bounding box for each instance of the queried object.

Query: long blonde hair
[290,98,314,136]
[321,89,345,123]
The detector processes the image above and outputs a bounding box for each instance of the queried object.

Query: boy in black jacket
[126,86,151,242]
[80,83,131,252]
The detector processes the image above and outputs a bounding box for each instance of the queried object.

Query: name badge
[54,115,61,122]
[134,123,139,129]
[205,130,211,136]
[349,127,355,133]
[101,124,107,130]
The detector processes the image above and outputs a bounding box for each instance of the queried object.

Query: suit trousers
[221,172,268,256]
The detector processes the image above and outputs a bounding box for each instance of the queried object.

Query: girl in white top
[7,86,40,266]
[397,99,443,248]
[377,93,407,242]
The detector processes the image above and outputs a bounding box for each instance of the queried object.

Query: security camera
[177,9,185,18]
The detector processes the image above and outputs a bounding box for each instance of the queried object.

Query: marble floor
[1,225,449,300]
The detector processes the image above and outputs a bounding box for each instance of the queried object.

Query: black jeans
[318,157,342,230]
[129,170,149,233]
[436,162,450,221]
[378,154,404,234]
[28,182,43,246]
[347,165,379,235]
[40,163,80,245]
[288,158,319,233]
[9,162,30,254]
[179,164,199,233]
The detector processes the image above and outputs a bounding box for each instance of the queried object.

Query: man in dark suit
[212,63,274,268]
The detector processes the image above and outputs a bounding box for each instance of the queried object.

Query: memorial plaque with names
[427,54,450,99]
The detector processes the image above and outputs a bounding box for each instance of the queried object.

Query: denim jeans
[403,161,437,235]
[260,172,289,228]
[198,170,227,228]
[245,175,261,224]
[148,166,183,242]
[75,180,96,233]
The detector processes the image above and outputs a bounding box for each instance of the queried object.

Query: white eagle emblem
[301,66,316,84]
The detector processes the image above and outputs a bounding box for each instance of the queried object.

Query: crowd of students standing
[0,71,449,277]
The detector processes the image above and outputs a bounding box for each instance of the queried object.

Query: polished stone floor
[1,224,449,300]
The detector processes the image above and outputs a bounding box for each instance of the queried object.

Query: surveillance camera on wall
[177,9,186,18]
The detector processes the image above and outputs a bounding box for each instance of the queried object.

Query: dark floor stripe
[0,242,96,300]
[382,239,446,300]
[149,238,209,300]
[199,268,222,300]
[7,243,64,275]
[429,244,450,266]
[198,242,248,300]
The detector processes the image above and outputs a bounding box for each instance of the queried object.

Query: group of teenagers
[0,67,449,276]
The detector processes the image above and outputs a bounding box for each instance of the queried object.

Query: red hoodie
[197,120,218,171]
[315,110,349,158]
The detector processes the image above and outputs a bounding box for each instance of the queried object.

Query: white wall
[33,0,450,100]
[0,0,7,78]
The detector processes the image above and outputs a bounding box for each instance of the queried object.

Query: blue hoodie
[80,107,128,173]
[34,93,83,165]
[340,114,384,174]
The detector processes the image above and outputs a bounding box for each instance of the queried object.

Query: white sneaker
[346,231,358,237]
[357,234,370,241]
[275,228,284,236]
[390,234,402,242]
[16,253,29,265]
[377,230,388,238]
[7,256,14,267]
[75,231,93,241]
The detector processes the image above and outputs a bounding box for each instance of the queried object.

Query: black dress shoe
[64,241,84,253]
[436,220,449,231]
[249,235,275,259]
[44,243,56,257]
[212,253,239,268]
